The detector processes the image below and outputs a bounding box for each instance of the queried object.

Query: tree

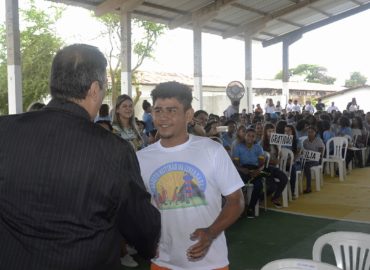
[345,71,367,88]
[275,64,336,85]
[0,0,64,114]
[94,14,166,105]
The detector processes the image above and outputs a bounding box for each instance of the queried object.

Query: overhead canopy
[49,0,370,46]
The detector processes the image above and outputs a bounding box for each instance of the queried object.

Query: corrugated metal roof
[48,0,370,45]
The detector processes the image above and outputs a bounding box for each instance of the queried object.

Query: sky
[1,1,370,87]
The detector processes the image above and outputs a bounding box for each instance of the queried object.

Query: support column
[282,40,289,108]
[120,11,132,96]
[243,34,253,113]
[6,0,22,114]
[193,23,202,110]
[281,34,301,108]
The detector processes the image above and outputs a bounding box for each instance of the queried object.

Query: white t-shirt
[265,105,276,114]
[137,135,244,270]
[327,105,339,113]
[286,103,294,112]
[304,104,315,114]
[292,104,301,113]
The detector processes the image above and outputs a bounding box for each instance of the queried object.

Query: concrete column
[243,34,253,113]
[282,40,289,108]
[282,34,301,108]
[193,23,202,110]
[120,11,132,96]
[6,0,22,114]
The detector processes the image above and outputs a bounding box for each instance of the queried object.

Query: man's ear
[87,81,100,101]
[185,107,194,123]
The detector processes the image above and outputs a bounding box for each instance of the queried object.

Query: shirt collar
[45,98,92,121]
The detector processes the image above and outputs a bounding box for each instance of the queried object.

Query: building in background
[321,85,370,113]
[103,71,345,116]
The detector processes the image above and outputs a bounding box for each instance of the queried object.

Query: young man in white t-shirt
[137,81,245,270]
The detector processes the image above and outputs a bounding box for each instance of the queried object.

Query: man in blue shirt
[232,128,265,218]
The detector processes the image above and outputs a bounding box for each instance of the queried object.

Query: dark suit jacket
[0,99,160,270]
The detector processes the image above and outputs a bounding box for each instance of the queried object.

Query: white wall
[321,87,370,113]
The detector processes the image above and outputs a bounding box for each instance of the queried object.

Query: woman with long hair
[283,124,302,198]
[261,123,288,207]
[112,94,144,151]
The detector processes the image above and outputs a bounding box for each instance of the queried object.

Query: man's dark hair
[194,110,208,118]
[225,120,237,126]
[339,116,350,128]
[50,44,107,100]
[99,104,109,117]
[142,100,151,111]
[151,81,193,111]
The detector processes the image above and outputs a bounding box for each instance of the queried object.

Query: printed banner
[269,133,293,146]
[302,150,321,161]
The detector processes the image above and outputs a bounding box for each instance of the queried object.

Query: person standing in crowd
[142,99,155,133]
[0,44,160,270]
[347,97,359,112]
[224,100,240,119]
[265,98,276,115]
[327,101,339,113]
[275,100,283,115]
[286,99,294,113]
[315,98,325,111]
[137,81,244,270]
[112,94,144,151]
[292,99,301,113]
[255,104,263,114]
[303,100,315,114]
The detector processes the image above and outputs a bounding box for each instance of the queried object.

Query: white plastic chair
[309,147,325,192]
[322,137,348,182]
[261,258,342,270]
[312,231,370,270]
[296,149,322,194]
[279,148,294,207]
[351,131,369,167]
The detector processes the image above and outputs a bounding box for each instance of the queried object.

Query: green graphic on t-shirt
[149,162,207,210]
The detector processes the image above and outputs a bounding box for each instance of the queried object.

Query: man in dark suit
[0,44,160,270]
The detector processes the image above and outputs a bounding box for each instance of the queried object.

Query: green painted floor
[123,211,370,269]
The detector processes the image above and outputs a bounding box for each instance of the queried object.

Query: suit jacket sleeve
[116,144,161,260]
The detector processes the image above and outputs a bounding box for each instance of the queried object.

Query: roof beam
[222,0,320,39]
[262,1,370,47]
[231,2,303,28]
[95,0,144,16]
[168,0,237,30]
[308,6,331,17]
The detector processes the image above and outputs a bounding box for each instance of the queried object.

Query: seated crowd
[92,96,370,223]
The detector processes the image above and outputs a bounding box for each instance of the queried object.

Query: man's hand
[186,228,214,261]
[250,168,261,178]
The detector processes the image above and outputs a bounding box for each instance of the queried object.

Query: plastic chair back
[326,137,348,160]
[312,231,370,270]
[264,151,271,168]
[279,148,294,178]
[261,258,342,270]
